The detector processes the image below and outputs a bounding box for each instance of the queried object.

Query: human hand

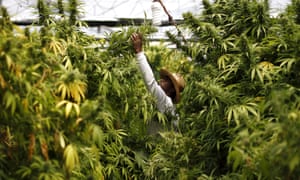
[131,33,143,53]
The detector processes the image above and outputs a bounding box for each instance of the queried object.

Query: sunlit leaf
[59,133,66,149]
[65,101,73,118]
[5,54,13,69]
[56,100,68,108]
[73,103,80,117]
[64,144,79,173]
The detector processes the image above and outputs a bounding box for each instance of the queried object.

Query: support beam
[11,18,184,27]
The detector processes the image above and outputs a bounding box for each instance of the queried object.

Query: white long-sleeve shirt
[136,52,176,116]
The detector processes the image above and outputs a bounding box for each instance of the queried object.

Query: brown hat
[160,68,185,103]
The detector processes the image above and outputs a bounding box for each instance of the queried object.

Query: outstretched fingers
[131,33,141,41]
[131,33,143,53]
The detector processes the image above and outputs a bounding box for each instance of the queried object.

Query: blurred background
[1,0,291,39]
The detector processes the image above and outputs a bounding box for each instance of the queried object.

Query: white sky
[2,0,292,21]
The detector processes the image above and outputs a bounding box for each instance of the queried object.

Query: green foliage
[1,0,300,179]
[172,0,300,179]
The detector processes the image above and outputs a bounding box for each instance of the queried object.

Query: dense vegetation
[0,0,300,179]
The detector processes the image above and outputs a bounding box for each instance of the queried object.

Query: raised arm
[131,33,175,114]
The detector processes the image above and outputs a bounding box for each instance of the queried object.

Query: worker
[131,32,185,134]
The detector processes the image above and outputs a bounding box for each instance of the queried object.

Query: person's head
[159,68,185,104]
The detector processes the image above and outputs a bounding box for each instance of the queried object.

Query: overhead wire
[155,0,187,43]
[99,0,129,17]
[129,0,140,18]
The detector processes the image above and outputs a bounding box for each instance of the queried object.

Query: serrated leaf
[124,101,128,114]
[256,68,264,83]
[227,108,233,124]
[289,156,299,172]
[65,102,73,118]
[91,124,104,148]
[58,84,67,99]
[3,91,17,114]
[73,103,80,117]
[59,133,66,149]
[245,104,258,117]
[251,68,255,81]
[56,100,67,108]
[64,144,79,173]
[5,54,13,69]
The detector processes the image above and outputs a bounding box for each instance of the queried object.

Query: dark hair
[169,89,176,101]
[163,76,176,100]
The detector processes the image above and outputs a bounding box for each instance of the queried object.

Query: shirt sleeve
[135,52,175,114]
